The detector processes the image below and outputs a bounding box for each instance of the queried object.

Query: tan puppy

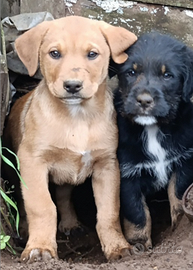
[3,16,137,262]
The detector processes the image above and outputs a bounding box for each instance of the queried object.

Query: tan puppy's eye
[49,50,61,59]
[87,51,98,60]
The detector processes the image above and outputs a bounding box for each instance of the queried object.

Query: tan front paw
[21,245,58,263]
[124,219,152,250]
[104,242,131,261]
[58,218,80,235]
[99,229,131,261]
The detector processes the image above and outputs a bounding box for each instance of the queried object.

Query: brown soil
[1,210,193,270]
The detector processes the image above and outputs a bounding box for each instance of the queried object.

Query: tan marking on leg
[168,173,183,231]
[123,197,152,250]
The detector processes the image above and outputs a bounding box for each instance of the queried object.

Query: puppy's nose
[63,80,83,94]
[137,93,154,108]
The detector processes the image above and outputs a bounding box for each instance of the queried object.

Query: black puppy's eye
[163,72,173,80]
[49,50,61,59]
[128,69,136,77]
[87,51,98,60]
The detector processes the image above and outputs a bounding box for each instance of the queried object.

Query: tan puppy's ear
[14,21,51,76]
[98,21,137,64]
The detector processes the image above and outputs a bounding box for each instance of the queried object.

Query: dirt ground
[1,198,193,270]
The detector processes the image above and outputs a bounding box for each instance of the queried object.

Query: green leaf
[0,138,27,188]
[0,188,20,235]
[1,154,27,189]
[6,241,16,255]
[3,235,10,242]
[0,242,6,250]
[2,146,20,171]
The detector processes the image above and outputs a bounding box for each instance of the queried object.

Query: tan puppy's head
[15,16,137,105]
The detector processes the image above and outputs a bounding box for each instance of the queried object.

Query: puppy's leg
[121,178,152,250]
[19,150,57,263]
[175,157,193,200]
[92,157,130,260]
[55,184,79,234]
[169,158,193,230]
[168,173,183,231]
[18,198,28,242]
[123,201,152,250]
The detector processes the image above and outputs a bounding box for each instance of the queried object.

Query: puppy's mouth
[60,96,84,105]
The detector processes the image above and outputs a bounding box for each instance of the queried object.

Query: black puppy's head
[111,32,193,125]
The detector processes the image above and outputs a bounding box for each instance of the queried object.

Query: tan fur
[55,184,80,232]
[123,197,152,250]
[4,16,137,262]
[168,174,184,231]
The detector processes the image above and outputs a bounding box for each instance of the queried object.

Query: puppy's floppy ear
[98,21,137,64]
[108,55,130,78]
[14,21,51,77]
[108,58,122,78]
[182,47,193,102]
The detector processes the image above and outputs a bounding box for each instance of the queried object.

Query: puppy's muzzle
[136,93,154,110]
[63,80,83,94]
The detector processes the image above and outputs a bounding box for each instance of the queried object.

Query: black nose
[63,80,83,94]
[137,93,154,108]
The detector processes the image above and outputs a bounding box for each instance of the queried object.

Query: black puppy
[111,32,193,249]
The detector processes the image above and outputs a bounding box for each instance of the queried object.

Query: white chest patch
[121,124,170,189]
[121,125,193,190]
[145,125,168,187]
[77,151,93,182]
[80,151,92,166]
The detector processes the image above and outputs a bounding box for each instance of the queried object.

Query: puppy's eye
[87,51,98,60]
[163,72,173,80]
[49,50,61,59]
[128,69,136,77]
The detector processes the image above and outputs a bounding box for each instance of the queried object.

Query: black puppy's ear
[108,58,119,78]
[109,47,131,78]
[182,47,193,102]
[108,57,128,78]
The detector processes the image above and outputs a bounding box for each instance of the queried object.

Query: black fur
[111,32,193,242]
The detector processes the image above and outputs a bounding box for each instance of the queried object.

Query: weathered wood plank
[1,0,20,18]
[0,23,10,136]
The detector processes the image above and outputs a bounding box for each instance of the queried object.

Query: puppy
[3,16,137,262]
[110,32,193,249]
